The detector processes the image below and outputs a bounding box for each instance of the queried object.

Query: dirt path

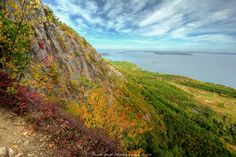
[0,108,56,157]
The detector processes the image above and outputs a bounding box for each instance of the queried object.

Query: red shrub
[38,40,46,50]
[0,72,18,109]
[0,72,122,156]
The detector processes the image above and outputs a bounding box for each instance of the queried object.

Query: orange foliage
[77,86,150,148]
[128,149,149,157]
[27,55,68,97]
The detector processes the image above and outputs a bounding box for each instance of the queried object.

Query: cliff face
[31,4,114,91]
[32,8,106,82]
[2,1,236,156]
[2,0,117,96]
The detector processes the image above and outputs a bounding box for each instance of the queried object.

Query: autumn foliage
[0,72,122,156]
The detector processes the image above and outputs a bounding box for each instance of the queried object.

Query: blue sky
[42,0,236,52]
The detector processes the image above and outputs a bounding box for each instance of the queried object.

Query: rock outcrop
[2,0,121,97]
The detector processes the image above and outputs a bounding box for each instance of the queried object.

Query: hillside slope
[1,0,236,156]
[110,61,236,156]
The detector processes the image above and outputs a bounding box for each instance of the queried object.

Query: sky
[42,0,236,52]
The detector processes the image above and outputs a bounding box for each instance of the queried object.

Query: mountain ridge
[1,0,236,156]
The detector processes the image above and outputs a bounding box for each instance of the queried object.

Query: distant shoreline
[99,50,236,88]
[98,50,236,56]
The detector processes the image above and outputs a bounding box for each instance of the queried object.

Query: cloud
[189,34,236,44]
[142,13,184,36]
[42,0,236,52]
[139,0,182,27]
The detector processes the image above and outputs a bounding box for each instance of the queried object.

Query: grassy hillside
[110,61,236,157]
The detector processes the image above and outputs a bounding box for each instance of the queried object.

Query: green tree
[0,0,41,84]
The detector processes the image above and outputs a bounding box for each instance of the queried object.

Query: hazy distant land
[99,50,236,88]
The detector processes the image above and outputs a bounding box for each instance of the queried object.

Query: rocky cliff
[2,1,236,157]
[2,0,118,97]
[32,6,107,82]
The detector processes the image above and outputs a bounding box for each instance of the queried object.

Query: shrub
[0,72,122,156]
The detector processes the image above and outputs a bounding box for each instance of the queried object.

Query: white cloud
[170,27,191,39]
[43,0,236,51]
[190,34,236,44]
[120,28,133,33]
[139,0,182,27]
[144,25,170,36]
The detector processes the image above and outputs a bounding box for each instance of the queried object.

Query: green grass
[110,61,236,157]
[162,74,236,98]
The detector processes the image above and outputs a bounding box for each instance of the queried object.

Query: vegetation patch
[0,72,122,156]
[110,61,236,157]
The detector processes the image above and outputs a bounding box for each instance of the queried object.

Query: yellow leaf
[9,0,18,10]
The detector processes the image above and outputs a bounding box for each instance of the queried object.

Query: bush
[0,72,122,156]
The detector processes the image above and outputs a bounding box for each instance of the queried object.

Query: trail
[0,108,55,157]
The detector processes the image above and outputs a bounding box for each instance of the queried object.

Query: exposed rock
[4,0,119,98]
[23,140,29,146]
[30,3,113,83]
[15,153,24,157]
[0,147,6,157]
[0,147,15,157]
[107,64,124,79]
[27,153,35,157]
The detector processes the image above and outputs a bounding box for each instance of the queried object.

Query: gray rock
[0,147,15,157]
[27,153,35,157]
[24,140,30,146]
[0,147,6,157]
[15,153,24,157]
